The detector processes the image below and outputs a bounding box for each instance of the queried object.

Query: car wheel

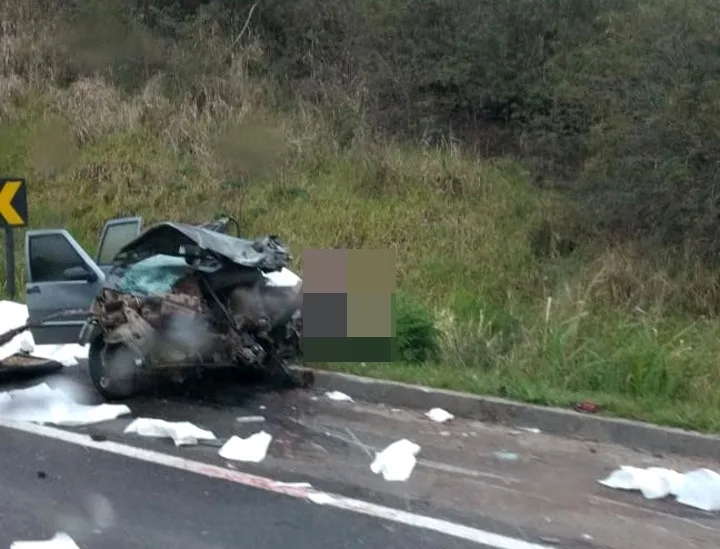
[88,337,146,401]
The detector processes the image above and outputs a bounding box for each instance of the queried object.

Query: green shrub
[394,292,439,364]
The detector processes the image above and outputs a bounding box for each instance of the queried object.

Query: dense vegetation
[2,0,720,430]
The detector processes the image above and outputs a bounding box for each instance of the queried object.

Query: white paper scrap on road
[124,417,217,446]
[599,465,720,511]
[425,407,454,423]
[219,430,273,463]
[0,382,130,426]
[324,391,353,402]
[599,466,688,499]
[0,300,88,366]
[370,439,421,482]
[10,532,81,549]
[84,492,116,529]
[675,469,720,511]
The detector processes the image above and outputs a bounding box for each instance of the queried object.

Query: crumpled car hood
[113,222,291,272]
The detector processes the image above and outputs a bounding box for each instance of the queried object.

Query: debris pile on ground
[370,439,421,482]
[324,391,353,402]
[599,466,720,511]
[0,301,88,366]
[219,431,273,462]
[0,382,130,426]
[124,418,217,446]
[425,408,454,423]
[10,532,81,549]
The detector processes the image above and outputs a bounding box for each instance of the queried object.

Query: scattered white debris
[0,300,34,361]
[517,426,542,434]
[307,492,336,505]
[124,418,216,446]
[324,391,353,402]
[675,469,720,511]
[0,382,130,426]
[34,344,89,367]
[370,439,421,482]
[494,451,520,461]
[0,301,88,366]
[235,415,265,424]
[219,431,272,463]
[84,492,116,530]
[599,466,685,500]
[582,534,593,541]
[10,532,80,549]
[425,407,454,423]
[599,466,720,511]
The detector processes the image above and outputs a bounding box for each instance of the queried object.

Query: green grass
[2,21,720,434]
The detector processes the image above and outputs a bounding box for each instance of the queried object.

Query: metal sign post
[0,178,28,300]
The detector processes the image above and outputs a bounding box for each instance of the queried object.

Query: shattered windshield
[109,254,191,296]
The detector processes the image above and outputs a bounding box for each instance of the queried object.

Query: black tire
[88,337,147,401]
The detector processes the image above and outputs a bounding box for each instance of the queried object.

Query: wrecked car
[23,216,304,400]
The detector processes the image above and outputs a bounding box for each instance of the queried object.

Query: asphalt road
[1,363,719,549]
[0,427,481,549]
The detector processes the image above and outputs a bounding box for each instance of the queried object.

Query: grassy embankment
[1,1,720,432]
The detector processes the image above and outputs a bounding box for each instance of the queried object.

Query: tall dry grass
[2,1,720,431]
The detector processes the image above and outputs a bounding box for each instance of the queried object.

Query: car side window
[97,222,141,265]
[29,234,87,282]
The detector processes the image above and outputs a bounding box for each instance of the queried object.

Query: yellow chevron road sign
[0,178,28,227]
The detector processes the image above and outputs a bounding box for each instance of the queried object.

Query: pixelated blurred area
[301,249,397,362]
[301,249,348,293]
[346,293,392,338]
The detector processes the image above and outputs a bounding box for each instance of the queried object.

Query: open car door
[25,217,143,345]
[25,229,105,345]
[95,216,143,272]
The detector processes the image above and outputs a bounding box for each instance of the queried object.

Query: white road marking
[0,418,558,549]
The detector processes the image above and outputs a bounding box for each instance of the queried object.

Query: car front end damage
[81,224,304,399]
